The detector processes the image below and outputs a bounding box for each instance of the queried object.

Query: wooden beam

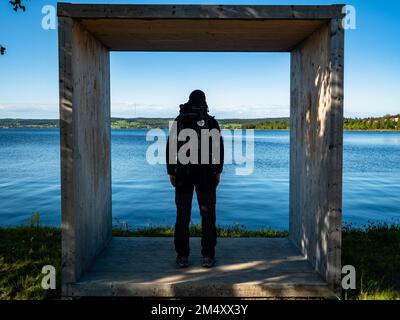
[78,19,326,52]
[58,3,344,20]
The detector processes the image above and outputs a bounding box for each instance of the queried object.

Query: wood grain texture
[59,16,75,286]
[57,3,344,52]
[289,21,343,293]
[326,18,344,291]
[77,19,326,52]
[59,18,112,288]
[58,3,344,20]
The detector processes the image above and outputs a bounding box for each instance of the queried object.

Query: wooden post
[289,19,344,292]
[59,17,112,290]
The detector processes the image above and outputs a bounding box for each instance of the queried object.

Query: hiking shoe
[202,256,216,268]
[176,256,189,268]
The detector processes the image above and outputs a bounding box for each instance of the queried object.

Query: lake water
[0,128,399,230]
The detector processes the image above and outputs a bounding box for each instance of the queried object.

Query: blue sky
[0,0,399,119]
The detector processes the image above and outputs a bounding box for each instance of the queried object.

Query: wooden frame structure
[58,3,344,297]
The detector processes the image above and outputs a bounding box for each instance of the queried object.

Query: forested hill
[0,117,288,129]
[0,115,399,131]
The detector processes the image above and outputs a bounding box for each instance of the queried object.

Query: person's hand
[215,173,221,186]
[169,175,176,187]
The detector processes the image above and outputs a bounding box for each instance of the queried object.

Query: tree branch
[9,0,27,12]
[2,1,29,55]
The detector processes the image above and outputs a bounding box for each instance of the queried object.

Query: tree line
[0,115,399,130]
[240,115,400,131]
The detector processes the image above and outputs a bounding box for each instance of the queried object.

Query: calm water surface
[0,128,399,230]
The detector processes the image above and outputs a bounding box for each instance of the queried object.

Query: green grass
[112,223,288,238]
[0,226,61,300]
[342,222,400,300]
[0,222,399,300]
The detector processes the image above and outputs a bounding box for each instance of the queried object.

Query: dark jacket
[166,114,224,175]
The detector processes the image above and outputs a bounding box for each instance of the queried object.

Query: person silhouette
[166,90,224,268]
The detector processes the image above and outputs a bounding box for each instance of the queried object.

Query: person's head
[187,90,207,107]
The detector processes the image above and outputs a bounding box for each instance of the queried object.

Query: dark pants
[174,170,217,258]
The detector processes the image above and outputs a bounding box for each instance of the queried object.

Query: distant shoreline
[1,127,399,132]
[0,115,399,131]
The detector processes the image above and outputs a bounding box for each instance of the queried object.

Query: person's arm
[166,135,176,176]
[166,118,178,186]
[211,118,224,185]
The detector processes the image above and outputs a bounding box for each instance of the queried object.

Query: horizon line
[1,114,400,121]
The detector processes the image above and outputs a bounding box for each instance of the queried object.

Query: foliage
[0,226,61,299]
[112,223,288,238]
[242,120,290,130]
[1,115,399,131]
[344,114,400,131]
[1,1,29,55]
[9,0,28,12]
[342,222,400,300]
[27,212,41,227]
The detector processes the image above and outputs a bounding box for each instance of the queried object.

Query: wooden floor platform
[64,237,334,298]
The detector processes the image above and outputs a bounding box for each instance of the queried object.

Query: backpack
[177,103,209,133]
[175,104,210,169]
